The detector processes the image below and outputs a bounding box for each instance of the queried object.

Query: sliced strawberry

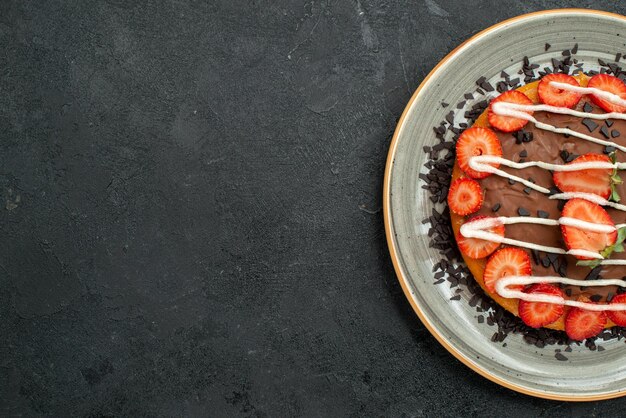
[587,74,626,113]
[487,90,534,132]
[518,283,565,328]
[483,247,530,294]
[607,293,626,326]
[561,198,617,260]
[565,297,607,341]
[552,153,612,199]
[456,215,504,259]
[455,127,502,179]
[447,178,483,216]
[537,73,582,108]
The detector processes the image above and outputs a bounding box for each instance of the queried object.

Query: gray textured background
[2,1,626,416]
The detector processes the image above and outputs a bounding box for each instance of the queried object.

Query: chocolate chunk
[518,207,530,216]
[537,210,549,218]
[508,178,516,185]
[541,256,551,268]
[562,49,571,56]
[557,200,566,211]
[605,145,616,154]
[464,93,474,100]
[612,129,621,138]
[585,266,602,281]
[583,102,593,113]
[600,126,610,139]
[555,352,568,361]
[608,292,615,303]
[456,100,466,109]
[531,249,540,265]
[523,187,531,194]
[481,81,494,92]
[582,118,598,132]
[598,345,606,352]
[549,186,560,195]
[477,315,484,324]
[566,153,578,163]
[519,149,528,158]
[560,150,570,162]
[522,131,533,143]
[606,119,614,127]
[492,203,501,212]
[590,294,602,302]
[565,288,573,297]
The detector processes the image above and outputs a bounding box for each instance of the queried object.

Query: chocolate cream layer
[476,98,626,301]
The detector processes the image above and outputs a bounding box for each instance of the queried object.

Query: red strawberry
[483,247,531,294]
[447,178,483,216]
[565,298,607,341]
[607,293,626,326]
[518,283,565,328]
[560,198,617,260]
[552,153,612,199]
[587,74,626,113]
[455,127,502,179]
[488,90,534,132]
[456,216,504,259]
[537,73,582,108]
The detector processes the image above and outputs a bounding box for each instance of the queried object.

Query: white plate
[384,9,626,401]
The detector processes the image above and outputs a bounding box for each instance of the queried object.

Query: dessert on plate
[448,70,626,341]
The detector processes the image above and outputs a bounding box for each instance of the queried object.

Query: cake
[448,71,626,341]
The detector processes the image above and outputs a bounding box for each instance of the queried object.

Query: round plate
[384,9,626,401]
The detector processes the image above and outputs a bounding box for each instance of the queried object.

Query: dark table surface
[3,1,626,416]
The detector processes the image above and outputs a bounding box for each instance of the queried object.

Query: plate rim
[383,8,626,402]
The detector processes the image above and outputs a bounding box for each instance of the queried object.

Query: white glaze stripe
[495,275,626,311]
[491,102,626,152]
[459,217,616,259]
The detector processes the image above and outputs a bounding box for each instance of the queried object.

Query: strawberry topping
[587,74,626,113]
[487,90,533,132]
[565,298,607,341]
[456,216,504,259]
[537,73,582,108]
[447,177,483,216]
[518,284,565,329]
[552,153,613,199]
[483,247,530,294]
[455,127,502,179]
[560,199,617,260]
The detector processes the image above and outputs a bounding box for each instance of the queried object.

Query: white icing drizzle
[492,102,626,152]
[495,275,626,312]
[459,217,617,259]
[548,192,626,212]
[469,156,625,195]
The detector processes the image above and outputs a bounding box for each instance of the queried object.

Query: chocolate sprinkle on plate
[555,352,568,361]
[545,42,551,51]
[572,43,579,54]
